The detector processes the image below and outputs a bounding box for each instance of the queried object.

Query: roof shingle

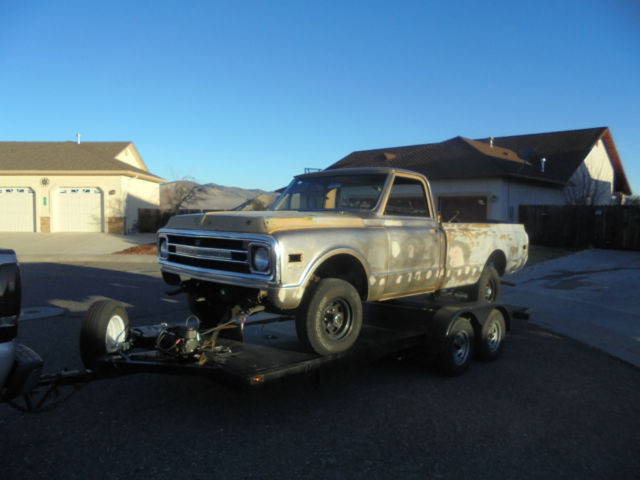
[0,141,164,181]
[329,127,631,194]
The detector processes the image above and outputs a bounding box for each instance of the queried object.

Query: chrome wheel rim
[484,278,497,302]
[452,330,471,366]
[322,298,352,340]
[105,314,127,352]
[486,319,503,353]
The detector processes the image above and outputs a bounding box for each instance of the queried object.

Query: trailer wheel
[477,308,506,360]
[296,278,363,356]
[438,316,474,375]
[80,300,130,369]
[466,264,500,303]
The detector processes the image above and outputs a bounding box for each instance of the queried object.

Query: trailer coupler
[7,367,103,413]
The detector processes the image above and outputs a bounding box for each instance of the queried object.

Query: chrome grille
[165,234,251,274]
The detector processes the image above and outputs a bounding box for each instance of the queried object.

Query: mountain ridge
[160,180,279,210]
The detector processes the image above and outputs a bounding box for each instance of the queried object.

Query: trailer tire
[80,300,130,369]
[466,264,500,303]
[477,308,506,360]
[296,278,363,356]
[438,316,474,375]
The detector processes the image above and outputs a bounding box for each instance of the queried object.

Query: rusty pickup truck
[158,168,528,355]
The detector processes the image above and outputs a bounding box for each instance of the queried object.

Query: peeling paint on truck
[159,168,528,311]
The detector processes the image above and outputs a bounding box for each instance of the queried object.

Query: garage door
[438,196,488,222]
[52,187,104,232]
[0,187,36,232]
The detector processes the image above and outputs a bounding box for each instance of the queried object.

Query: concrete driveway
[0,232,156,262]
[503,248,640,368]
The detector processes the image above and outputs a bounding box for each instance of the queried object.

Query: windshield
[272,173,388,212]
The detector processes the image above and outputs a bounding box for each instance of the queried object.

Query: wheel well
[312,254,368,301]
[487,250,507,276]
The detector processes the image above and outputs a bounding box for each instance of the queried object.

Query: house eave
[600,129,632,195]
[0,170,167,184]
[506,173,566,188]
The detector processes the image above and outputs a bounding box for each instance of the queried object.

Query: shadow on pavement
[16,262,188,373]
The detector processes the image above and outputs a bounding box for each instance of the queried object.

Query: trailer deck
[93,298,527,387]
[8,297,527,412]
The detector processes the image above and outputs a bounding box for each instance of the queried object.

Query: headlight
[252,246,270,272]
[158,237,168,259]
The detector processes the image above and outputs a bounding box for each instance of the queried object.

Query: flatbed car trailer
[4,298,528,412]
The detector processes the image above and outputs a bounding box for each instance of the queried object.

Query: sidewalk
[502,248,640,368]
[0,232,157,262]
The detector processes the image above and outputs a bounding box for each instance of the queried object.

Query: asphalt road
[2,260,639,479]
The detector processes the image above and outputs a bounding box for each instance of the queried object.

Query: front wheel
[79,300,130,369]
[295,278,363,356]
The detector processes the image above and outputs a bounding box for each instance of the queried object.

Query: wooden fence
[519,205,640,250]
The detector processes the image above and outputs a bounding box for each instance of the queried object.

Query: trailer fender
[425,304,511,355]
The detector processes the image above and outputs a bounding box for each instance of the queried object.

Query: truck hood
[163,210,368,235]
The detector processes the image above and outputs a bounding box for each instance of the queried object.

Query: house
[0,141,166,233]
[328,127,632,222]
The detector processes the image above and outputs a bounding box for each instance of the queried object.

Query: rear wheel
[296,278,363,356]
[466,264,500,303]
[79,300,129,369]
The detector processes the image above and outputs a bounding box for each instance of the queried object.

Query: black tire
[79,300,129,369]
[477,308,506,360]
[295,278,363,356]
[466,264,501,303]
[438,316,474,375]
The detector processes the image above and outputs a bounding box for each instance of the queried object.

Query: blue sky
[1,0,639,193]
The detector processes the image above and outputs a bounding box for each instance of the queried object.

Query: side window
[384,177,431,217]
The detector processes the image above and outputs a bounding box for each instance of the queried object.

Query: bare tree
[164,176,205,212]
[248,198,267,211]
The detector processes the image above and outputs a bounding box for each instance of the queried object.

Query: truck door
[381,175,445,297]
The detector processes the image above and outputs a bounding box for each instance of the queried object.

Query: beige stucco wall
[564,139,614,205]
[115,144,146,170]
[499,181,565,221]
[431,178,566,222]
[120,176,161,232]
[431,178,505,221]
[0,174,160,233]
